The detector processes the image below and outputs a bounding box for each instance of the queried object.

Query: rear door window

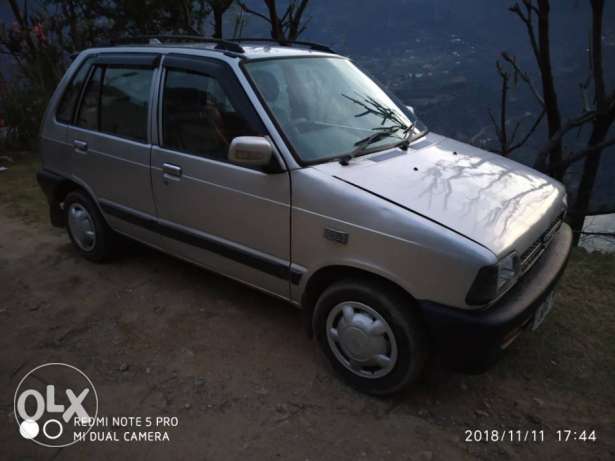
[74,62,154,142]
[100,67,153,142]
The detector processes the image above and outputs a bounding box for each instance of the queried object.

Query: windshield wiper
[393,123,417,151]
[338,131,394,166]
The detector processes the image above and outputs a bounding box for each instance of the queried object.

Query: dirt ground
[1,154,614,460]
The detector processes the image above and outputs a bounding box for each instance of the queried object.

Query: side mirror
[406,105,416,116]
[228,136,273,167]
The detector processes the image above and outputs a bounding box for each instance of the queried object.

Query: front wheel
[313,279,428,395]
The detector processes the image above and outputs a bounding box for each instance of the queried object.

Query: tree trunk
[213,9,223,38]
[499,71,509,155]
[569,117,614,245]
[536,0,564,180]
[287,0,309,41]
[265,0,284,41]
[569,0,611,246]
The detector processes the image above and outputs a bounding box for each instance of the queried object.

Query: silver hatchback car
[37,37,571,395]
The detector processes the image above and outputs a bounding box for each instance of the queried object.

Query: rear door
[67,53,159,240]
[150,55,293,298]
[44,56,94,177]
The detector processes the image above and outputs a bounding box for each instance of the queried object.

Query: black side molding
[100,200,304,285]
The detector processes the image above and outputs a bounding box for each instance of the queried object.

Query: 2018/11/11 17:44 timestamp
[464,429,598,443]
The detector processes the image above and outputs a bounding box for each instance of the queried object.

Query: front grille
[520,215,563,273]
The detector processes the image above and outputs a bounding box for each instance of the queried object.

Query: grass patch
[488,249,615,400]
[0,151,46,224]
[551,249,615,388]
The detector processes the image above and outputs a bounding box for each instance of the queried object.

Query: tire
[64,190,116,262]
[313,278,428,395]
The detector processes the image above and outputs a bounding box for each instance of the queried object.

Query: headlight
[466,252,519,306]
[496,252,518,292]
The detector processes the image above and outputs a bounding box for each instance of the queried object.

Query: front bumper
[418,223,573,373]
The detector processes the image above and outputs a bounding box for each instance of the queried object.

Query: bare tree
[239,0,310,42]
[488,59,545,156]
[509,0,565,178]
[206,0,235,38]
[230,6,248,38]
[493,0,615,244]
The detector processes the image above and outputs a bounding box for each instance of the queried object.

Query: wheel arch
[37,171,80,227]
[37,170,101,227]
[300,264,423,338]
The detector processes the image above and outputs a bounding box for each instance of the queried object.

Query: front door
[151,55,292,299]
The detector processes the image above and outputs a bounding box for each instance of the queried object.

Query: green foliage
[0,0,221,149]
[0,7,57,148]
[0,152,45,222]
[0,5,66,149]
[0,78,48,149]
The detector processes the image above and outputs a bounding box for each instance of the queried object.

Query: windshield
[244,57,427,164]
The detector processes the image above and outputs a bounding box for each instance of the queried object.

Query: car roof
[187,42,337,59]
[84,38,339,61]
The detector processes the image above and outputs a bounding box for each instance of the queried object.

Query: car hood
[313,133,566,256]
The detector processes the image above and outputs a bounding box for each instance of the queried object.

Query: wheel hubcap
[68,203,96,251]
[326,301,398,379]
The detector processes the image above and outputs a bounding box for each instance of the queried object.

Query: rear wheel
[313,279,428,395]
[64,190,116,262]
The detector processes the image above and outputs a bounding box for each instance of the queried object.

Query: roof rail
[230,38,334,53]
[111,35,245,54]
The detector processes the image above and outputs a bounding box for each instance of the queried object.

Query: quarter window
[56,58,92,124]
[162,69,255,161]
[76,66,102,131]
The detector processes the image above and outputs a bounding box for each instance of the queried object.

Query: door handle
[73,139,88,154]
[162,163,182,178]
